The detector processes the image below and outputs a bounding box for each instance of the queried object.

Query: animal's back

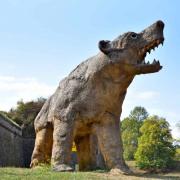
[34,57,92,131]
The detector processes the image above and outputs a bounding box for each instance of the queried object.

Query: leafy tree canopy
[135,115,175,171]
[6,97,46,137]
[129,106,149,122]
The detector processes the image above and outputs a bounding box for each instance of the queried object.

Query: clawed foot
[30,159,39,168]
[52,164,74,172]
[110,166,133,175]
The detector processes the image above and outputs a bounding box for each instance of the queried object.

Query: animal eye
[131,33,138,39]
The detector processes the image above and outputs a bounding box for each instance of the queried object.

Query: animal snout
[156,20,164,29]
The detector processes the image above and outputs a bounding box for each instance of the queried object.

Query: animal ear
[98,40,111,54]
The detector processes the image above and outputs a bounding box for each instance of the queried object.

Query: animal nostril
[156,20,164,29]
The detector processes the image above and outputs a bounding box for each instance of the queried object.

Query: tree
[129,106,149,122]
[7,97,46,137]
[135,116,175,171]
[121,106,148,160]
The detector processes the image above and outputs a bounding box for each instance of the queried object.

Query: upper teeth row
[139,40,164,56]
[142,59,160,65]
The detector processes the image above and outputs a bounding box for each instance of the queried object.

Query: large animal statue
[30,20,164,174]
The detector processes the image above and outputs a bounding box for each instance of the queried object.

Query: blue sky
[0,0,179,138]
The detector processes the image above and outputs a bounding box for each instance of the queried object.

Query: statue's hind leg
[30,123,53,167]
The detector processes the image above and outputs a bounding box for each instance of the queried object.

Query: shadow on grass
[91,167,180,180]
[130,173,180,180]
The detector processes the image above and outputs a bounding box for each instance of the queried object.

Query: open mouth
[138,38,164,66]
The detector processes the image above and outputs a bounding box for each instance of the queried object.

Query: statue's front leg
[94,112,132,174]
[51,118,74,172]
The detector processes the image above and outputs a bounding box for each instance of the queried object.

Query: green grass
[0,166,106,180]
[0,162,180,180]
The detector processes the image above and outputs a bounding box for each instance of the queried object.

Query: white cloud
[121,89,159,116]
[122,89,159,120]
[171,124,180,139]
[0,76,16,81]
[0,75,56,111]
[136,91,159,100]
[127,89,159,100]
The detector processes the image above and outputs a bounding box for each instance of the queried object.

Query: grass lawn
[0,166,103,180]
[0,161,180,180]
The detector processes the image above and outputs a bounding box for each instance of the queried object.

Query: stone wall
[0,113,34,167]
[22,137,35,167]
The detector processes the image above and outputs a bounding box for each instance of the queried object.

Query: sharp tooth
[161,42,164,46]
[157,60,160,65]
[147,61,150,64]
[153,59,156,64]
[152,47,155,51]
[148,50,150,54]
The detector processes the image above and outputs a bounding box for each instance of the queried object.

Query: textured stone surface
[0,113,35,167]
[22,138,35,167]
[0,116,23,167]
[31,21,164,174]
